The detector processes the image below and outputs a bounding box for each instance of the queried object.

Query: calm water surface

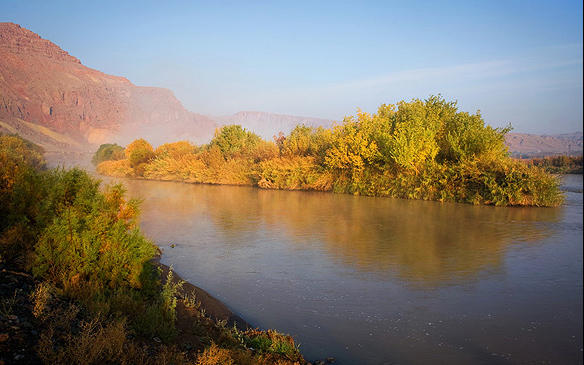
[114,175,582,364]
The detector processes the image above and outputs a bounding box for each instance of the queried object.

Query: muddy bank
[154,257,250,330]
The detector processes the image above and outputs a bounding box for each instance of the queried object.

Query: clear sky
[2,0,582,133]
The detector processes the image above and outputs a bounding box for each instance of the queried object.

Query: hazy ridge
[505,132,583,156]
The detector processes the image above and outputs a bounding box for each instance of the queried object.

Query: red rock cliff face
[0,22,215,150]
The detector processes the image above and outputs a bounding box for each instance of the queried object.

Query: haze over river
[112,175,582,364]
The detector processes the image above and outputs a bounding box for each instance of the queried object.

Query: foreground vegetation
[520,155,583,174]
[97,96,563,207]
[0,134,306,364]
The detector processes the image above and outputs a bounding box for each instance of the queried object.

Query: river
[101,175,583,364]
[86,164,584,363]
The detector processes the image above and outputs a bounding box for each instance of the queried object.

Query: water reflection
[114,177,581,365]
[121,180,561,286]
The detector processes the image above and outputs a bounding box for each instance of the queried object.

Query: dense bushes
[1,137,172,341]
[96,96,564,206]
[32,179,156,297]
[0,135,45,215]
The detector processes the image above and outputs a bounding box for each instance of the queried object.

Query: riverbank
[1,135,315,364]
[154,258,249,330]
[2,257,337,364]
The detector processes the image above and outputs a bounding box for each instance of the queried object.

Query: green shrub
[210,125,262,159]
[92,143,125,165]
[32,177,157,298]
[1,136,47,265]
[243,329,301,359]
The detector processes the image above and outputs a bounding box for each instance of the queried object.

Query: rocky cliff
[0,22,216,151]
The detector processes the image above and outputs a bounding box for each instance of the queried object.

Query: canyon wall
[0,22,215,151]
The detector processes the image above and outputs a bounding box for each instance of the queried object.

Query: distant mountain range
[505,132,583,157]
[0,22,581,157]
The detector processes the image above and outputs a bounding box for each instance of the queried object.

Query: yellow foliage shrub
[155,141,196,159]
[97,159,133,177]
[258,156,327,190]
[144,155,209,182]
[125,139,155,167]
[212,158,255,185]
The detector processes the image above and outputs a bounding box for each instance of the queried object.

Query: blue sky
[2,0,582,133]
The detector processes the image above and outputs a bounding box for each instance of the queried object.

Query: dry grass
[195,343,235,365]
[35,300,189,365]
[30,282,52,319]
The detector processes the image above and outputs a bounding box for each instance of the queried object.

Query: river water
[111,175,582,364]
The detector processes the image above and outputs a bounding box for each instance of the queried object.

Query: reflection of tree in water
[124,180,562,286]
[255,190,561,286]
